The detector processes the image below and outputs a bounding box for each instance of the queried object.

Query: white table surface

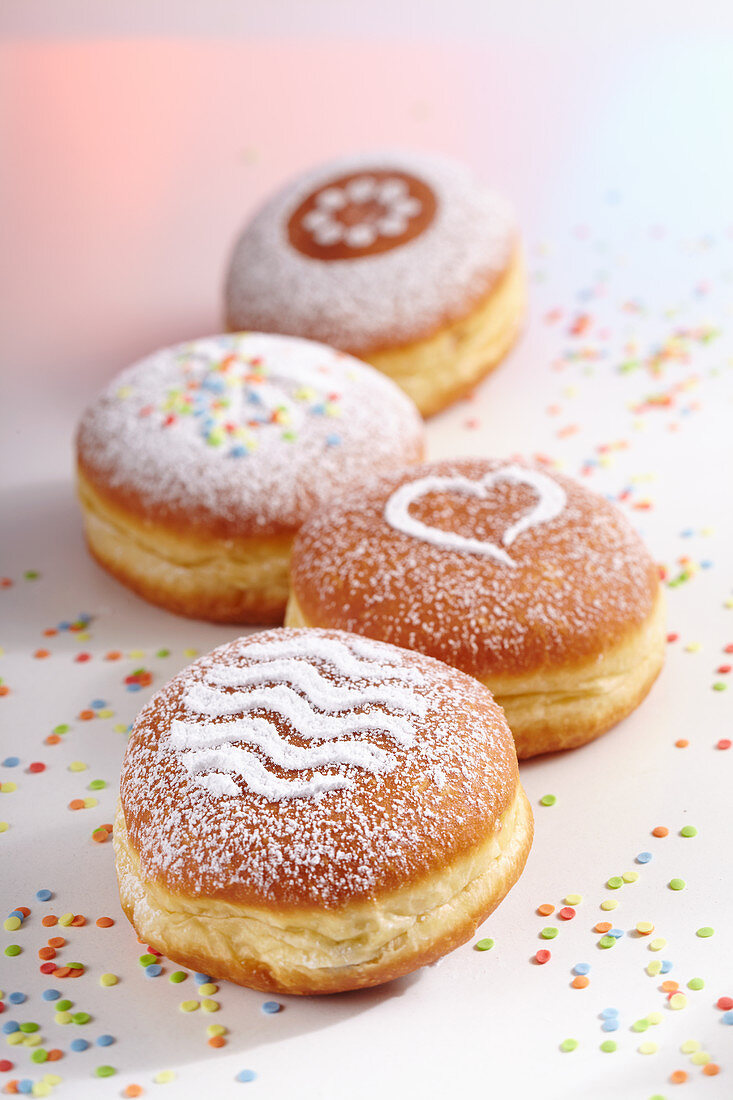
[2,19,733,1100]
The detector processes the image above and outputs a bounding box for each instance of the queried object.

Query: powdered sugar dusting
[120,628,517,906]
[291,460,660,677]
[76,332,423,536]
[224,151,517,352]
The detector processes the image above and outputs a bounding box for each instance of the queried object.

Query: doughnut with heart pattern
[286,458,666,758]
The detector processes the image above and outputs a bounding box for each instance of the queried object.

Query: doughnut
[115,627,532,994]
[224,151,524,416]
[75,332,423,624]
[286,459,666,758]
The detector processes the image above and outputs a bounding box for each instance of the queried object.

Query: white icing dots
[384,464,567,565]
[166,633,428,802]
[300,174,423,250]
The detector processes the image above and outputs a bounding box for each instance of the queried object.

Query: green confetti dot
[541,927,558,939]
[156,649,170,658]
[53,724,70,735]
[696,926,714,938]
[560,1038,578,1052]
[687,977,704,990]
[56,1000,72,1012]
[139,953,157,966]
[31,1049,48,1064]
[72,1012,91,1025]
[169,971,188,983]
[95,1065,116,1077]
[88,779,106,791]
[713,681,727,691]
[540,794,556,806]
[680,825,697,837]
[669,878,686,891]
[606,876,623,889]
[4,944,21,956]
[600,1040,617,1053]
[19,1022,39,1033]
[599,935,616,949]
[24,570,40,581]
[632,1019,649,1032]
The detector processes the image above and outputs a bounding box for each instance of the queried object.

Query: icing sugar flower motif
[301,176,423,249]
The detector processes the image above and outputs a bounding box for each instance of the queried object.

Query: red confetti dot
[717,996,733,1010]
[535,949,551,964]
[39,962,56,974]
[558,906,576,921]
[725,644,733,654]
[717,739,731,751]
[666,632,679,643]
[0,579,12,589]
[74,653,91,663]
[0,1003,4,1014]
[717,665,731,674]
[0,1059,13,1072]
[28,762,45,773]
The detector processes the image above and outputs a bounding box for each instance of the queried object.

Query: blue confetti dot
[36,889,53,902]
[194,973,212,984]
[8,910,25,921]
[78,613,92,623]
[145,963,162,978]
[600,1007,619,1020]
[42,989,60,1001]
[58,621,71,631]
[230,445,249,458]
[602,1019,619,1032]
[90,699,107,710]
[236,1070,257,1083]
[8,992,26,1004]
[2,757,20,768]
[2,1021,20,1034]
[722,1010,733,1025]
[636,852,652,864]
[261,1001,282,1014]
[572,963,590,976]
[126,683,142,693]
[660,960,673,973]
[326,433,342,447]
[70,1039,89,1052]
[96,1034,115,1047]
[701,560,713,569]
[609,928,624,939]
[18,1081,33,1095]
[680,529,694,538]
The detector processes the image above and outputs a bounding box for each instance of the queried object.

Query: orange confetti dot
[124,1086,143,1098]
[703,1064,720,1077]
[96,917,114,928]
[46,1049,63,1061]
[92,828,109,843]
[675,738,689,748]
[208,1036,226,1048]
[652,826,669,837]
[102,822,114,833]
[662,980,679,992]
[6,1081,19,1094]
[69,966,84,977]
[104,651,122,661]
[48,936,65,948]
[670,1070,688,1084]
[42,915,58,927]
[537,904,555,916]
[34,649,50,659]
[43,628,58,637]
[53,966,71,978]
[16,907,30,918]
[38,947,56,960]
[571,975,590,989]
[78,709,95,721]
[71,914,86,927]
[595,922,613,933]
[68,799,85,810]
[45,734,61,745]
[0,686,10,697]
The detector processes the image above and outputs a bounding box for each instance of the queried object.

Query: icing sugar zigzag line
[205,656,425,704]
[170,713,409,755]
[184,683,424,743]
[182,747,355,802]
[237,635,426,683]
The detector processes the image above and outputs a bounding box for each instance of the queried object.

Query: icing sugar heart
[383,464,567,567]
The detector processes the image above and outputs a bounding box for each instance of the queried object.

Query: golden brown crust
[115,787,533,994]
[119,629,520,910]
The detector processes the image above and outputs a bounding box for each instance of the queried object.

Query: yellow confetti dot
[3,916,21,931]
[58,913,74,927]
[564,894,583,905]
[1,782,18,793]
[153,1070,176,1084]
[600,899,618,911]
[0,821,9,832]
[116,386,133,399]
[649,937,666,951]
[68,761,87,773]
[200,999,219,1013]
[113,723,128,733]
[98,708,114,719]
[670,992,687,1010]
[183,648,198,658]
[647,1012,663,1025]
[690,1050,711,1065]
[83,797,98,809]
[7,1031,24,1046]
[32,1084,51,1098]
[681,1039,700,1054]
[23,1033,42,1047]
[55,1011,73,1024]
[636,921,654,935]
[638,1041,657,1054]
[198,983,218,996]
[77,632,90,642]
[179,1000,199,1013]
[646,960,662,976]
[684,642,701,652]
[622,871,639,883]
[206,1024,227,1038]
[129,649,146,659]
[100,973,118,987]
